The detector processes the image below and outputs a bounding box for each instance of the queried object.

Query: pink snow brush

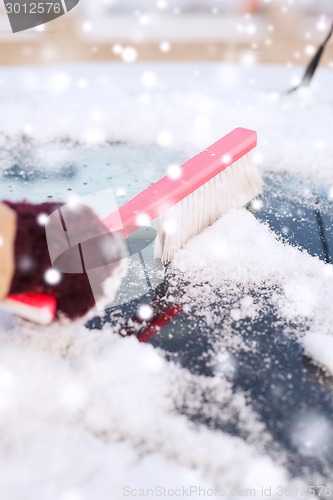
[102,127,261,261]
[1,127,262,324]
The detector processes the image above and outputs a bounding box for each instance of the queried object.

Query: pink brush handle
[102,127,257,235]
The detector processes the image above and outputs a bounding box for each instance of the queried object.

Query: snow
[0,62,333,183]
[0,320,295,499]
[1,61,333,496]
[302,332,333,375]
[172,207,333,360]
[173,208,332,323]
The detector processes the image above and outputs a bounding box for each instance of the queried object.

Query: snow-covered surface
[0,321,298,499]
[302,332,333,374]
[173,208,333,337]
[1,62,333,184]
[1,62,333,497]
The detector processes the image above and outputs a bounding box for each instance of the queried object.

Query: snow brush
[0,127,261,324]
[102,127,262,261]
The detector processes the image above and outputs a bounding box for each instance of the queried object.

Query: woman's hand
[0,203,16,300]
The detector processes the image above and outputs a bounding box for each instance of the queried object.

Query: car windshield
[2,140,333,480]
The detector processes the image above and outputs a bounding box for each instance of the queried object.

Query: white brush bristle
[154,153,263,262]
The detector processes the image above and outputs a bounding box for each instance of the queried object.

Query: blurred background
[0,0,332,66]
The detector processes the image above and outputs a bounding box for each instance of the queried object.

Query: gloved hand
[0,200,127,320]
